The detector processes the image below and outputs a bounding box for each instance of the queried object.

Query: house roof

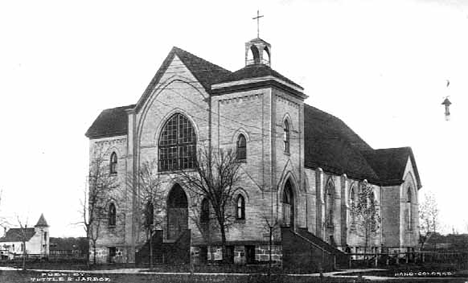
[35,214,49,228]
[0,228,35,243]
[85,104,135,139]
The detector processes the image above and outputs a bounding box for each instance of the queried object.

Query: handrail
[297,228,345,256]
[288,229,332,255]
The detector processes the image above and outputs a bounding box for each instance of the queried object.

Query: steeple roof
[35,214,49,227]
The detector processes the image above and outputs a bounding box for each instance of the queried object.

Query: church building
[85,36,421,269]
[0,214,49,259]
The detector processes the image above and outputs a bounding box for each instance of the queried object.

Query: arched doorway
[282,179,294,228]
[167,184,188,240]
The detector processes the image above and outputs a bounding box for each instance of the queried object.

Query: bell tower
[245,10,271,66]
[245,38,271,66]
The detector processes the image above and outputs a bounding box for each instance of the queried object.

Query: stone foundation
[191,244,282,265]
[89,246,127,264]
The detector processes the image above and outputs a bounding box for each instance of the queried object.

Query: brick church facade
[85,37,421,267]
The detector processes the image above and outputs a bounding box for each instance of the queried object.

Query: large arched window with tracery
[158,113,196,172]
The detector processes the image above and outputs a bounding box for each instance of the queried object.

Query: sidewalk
[0,266,465,281]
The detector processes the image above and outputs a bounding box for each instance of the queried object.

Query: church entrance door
[167,184,188,240]
[282,179,294,229]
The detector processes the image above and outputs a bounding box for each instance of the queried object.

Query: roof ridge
[172,46,231,75]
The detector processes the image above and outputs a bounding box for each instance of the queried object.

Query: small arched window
[350,186,356,223]
[407,187,412,230]
[108,203,116,227]
[236,195,245,220]
[350,187,356,207]
[236,134,247,161]
[110,152,118,175]
[200,198,209,224]
[145,201,154,227]
[325,182,334,226]
[284,120,290,153]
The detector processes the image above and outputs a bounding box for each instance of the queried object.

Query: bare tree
[179,147,241,263]
[131,160,165,269]
[351,182,381,258]
[81,149,119,265]
[419,191,439,249]
[262,213,280,276]
[15,216,29,270]
[188,197,217,264]
[0,189,9,232]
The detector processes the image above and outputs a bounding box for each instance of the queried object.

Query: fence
[347,251,468,269]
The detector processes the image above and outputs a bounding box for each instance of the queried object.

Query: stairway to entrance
[135,229,191,266]
[281,228,348,272]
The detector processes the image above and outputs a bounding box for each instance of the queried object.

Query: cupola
[245,37,271,66]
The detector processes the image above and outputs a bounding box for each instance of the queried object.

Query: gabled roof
[0,228,35,243]
[304,104,378,181]
[35,214,49,228]
[304,103,421,187]
[362,147,422,188]
[135,46,232,112]
[85,104,135,139]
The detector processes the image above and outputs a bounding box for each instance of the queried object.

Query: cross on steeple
[252,10,264,38]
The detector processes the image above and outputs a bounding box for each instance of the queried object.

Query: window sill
[158,168,196,174]
[236,159,247,163]
[284,151,290,156]
[235,219,246,223]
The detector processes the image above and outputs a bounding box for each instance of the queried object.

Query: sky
[0,0,467,237]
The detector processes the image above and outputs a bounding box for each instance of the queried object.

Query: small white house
[0,214,49,259]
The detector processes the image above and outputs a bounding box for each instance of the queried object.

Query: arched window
[159,113,196,172]
[236,195,245,220]
[407,187,412,230]
[325,182,334,227]
[145,201,154,227]
[236,134,247,161]
[110,152,117,175]
[284,120,290,153]
[200,198,209,224]
[349,186,356,223]
[108,203,116,227]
